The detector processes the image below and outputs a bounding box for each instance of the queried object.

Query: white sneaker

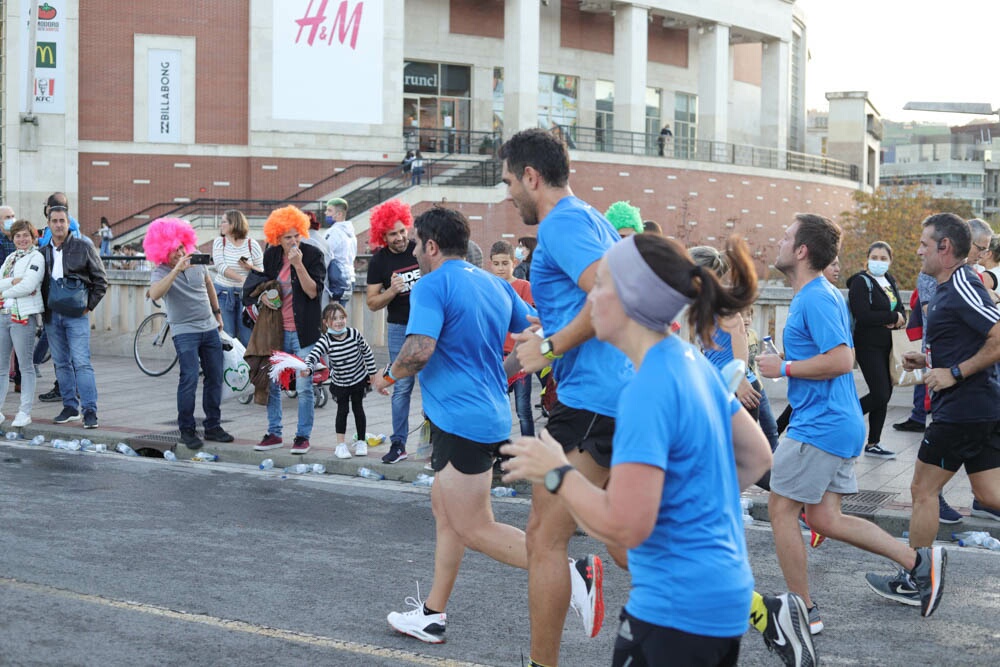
[11,412,31,427]
[387,584,446,644]
[334,443,352,459]
[353,440,368,456]
[569,555,604,638]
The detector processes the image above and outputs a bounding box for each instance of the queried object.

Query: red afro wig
[263,205,310,246]
[143,218,198,265]
[368,199,413,250]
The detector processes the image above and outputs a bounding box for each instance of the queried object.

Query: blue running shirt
[531,197,632,417]
[407,260,532,443]
[784,276,865,457]
[613,336,753,637]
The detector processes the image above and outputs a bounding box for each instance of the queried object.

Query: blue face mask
[3,219,13,232]
[325,216,335,225]
[327,326,347,335]
[868,259,890,277]
[514,247,526,261]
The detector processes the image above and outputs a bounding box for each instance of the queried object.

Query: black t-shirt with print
[366,240,420,325]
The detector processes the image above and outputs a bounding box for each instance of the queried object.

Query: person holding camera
[145,218,233,450]
[212,209,263,347]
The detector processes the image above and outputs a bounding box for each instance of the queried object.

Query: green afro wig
[605,201,643,235]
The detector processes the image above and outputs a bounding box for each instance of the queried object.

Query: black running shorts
[545,400,616,469]
[918,420,1000,474]
[428,420,506,475]
[611,609,741,667]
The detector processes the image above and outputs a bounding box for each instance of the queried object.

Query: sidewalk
[8,351,999,540]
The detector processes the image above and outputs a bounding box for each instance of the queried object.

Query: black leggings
[855,342,893,445]
[334,380,368,440]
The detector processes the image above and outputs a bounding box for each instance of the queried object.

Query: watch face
[544,468,561,493]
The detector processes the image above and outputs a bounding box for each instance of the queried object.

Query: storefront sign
[148,49,181,143]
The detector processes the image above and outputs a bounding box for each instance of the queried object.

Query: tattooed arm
[371,334,437,393]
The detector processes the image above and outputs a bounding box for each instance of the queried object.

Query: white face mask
[867,259,890,277]
[514,247,526,261]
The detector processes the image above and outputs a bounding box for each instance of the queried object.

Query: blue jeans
[909,383,927,423]
[511,371,534,437]
[215,285,251,347]
[756,389,780,452]
[172,329,223,432]
[387,322,416,446]
[100,239,111,256]
[267,330,314,439]
[45,312,98,413]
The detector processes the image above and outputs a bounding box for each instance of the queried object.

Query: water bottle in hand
[358,467,384,480]
[490,487,517,497]
[115,442,139,457]
[761,336,782,382]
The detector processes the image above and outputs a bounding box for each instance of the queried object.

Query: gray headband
[606,236,693,332]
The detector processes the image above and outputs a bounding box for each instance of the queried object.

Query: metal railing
[403,127,501,156]
[563,126,860,181]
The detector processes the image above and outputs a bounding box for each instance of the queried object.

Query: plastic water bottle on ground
[412,473,434,487]
[115,442,138,457]
[284,463,311,474]
[259,459,275,471]
[490,487,517,497]
[30,435,45,446]
[80,439,92,448]
[192,452,219,462]
[358,467,385,480]
[310,463,326,474]
[366,432,386,447]
[953,531,1000,551]
[5,431,19,440]
[163,450,177,462]
[83,442,107,453]
[53,439,82,451]
[761,337,783,382]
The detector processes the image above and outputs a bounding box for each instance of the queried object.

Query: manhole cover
[842,490,897,515]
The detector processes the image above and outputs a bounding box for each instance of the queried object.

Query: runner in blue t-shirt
[867,213,1000,605]
[501,233,815,667]
[499,129,633,664]
[758,214,947,627]
[372,207,581,647]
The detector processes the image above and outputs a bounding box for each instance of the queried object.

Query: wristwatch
[544,465,575,494]
[212,307,221,315]
[382,363,397,386]
[950,366,964,382]
[540,337,563,361]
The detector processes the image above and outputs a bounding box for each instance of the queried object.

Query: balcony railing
[403,127,501,155]
[561,126,860,181]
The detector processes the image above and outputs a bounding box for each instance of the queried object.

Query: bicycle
[134,300,178,377]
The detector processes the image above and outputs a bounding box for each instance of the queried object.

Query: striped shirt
[212,236,264,288]
[304,327,377,387]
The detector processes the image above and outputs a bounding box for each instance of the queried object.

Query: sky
[798,0,1000,126]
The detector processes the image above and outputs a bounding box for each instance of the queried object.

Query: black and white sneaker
[387,585,446,644]
[865,568,920,606]
[761,593,816,667]
[911,546,947,618]
[83,411,99,429]
[53,407,81,424]
[569,555,604,638]
[382,442,408,464]
[864,443,896,459]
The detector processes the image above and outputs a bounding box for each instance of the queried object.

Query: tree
[837,185,985,289]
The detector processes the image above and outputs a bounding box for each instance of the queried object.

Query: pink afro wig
[263,205,311,246]
[368,199,413,249]
[143,218,198,265]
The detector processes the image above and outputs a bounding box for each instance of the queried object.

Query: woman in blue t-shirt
[501,235,812,666]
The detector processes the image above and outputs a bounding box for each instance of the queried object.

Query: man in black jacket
[40,204,107,428]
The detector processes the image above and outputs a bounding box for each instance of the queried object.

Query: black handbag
[48,277,88,317]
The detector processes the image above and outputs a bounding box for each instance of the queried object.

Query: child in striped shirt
[304,303,377,459]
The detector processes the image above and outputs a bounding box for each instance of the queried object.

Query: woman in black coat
[847,241,906,459]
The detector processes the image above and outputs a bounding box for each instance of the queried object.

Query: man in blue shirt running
[758,214,947,627]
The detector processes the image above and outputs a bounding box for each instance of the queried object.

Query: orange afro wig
[368,199,413,250]
[263,205,310,246]
[143,218,198,265]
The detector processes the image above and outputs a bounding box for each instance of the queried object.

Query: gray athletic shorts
[770,437,858,505]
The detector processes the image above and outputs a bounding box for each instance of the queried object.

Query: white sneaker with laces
[569,555,605,638]
[387,583,446,644]
[334,443,352,459]
[12,412,31,427]
[353,440,368,456]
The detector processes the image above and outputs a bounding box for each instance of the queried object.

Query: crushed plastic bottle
[953,531,1000,551]
[259,458,275,471]
[761,336,783,382]
[365,432,387,447]
[5,431,20,440]
[192,452,219,462]
[412,473,434,487]
[115,442,139,457]
[163,450,177,462]
[53,439,82,451]
[310,463,326,474]
[80,439,93,448]
[284,464,312,474]
[29,435,45,446]
[82,442,107,453]
[490,487,517,497]
[358,467,385,480]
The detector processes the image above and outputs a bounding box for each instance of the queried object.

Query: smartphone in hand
[189,254,212,265]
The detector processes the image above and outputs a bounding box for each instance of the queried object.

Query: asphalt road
[2,443,998,666]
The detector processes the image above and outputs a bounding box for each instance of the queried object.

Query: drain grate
[129,431,180,450]
[842,490,898,515]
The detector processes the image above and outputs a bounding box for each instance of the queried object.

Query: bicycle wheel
[134,312,179,377]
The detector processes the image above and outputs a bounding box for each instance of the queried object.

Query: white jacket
[0,248,46,317]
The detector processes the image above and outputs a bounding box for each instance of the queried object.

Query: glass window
[674,93,697,158]
[402,61,473,153]
[539,73,580,146]
[493,67,504,134]
[441,64,471,97]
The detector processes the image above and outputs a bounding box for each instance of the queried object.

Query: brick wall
[560,0,613,54]
[449,0,504,38]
